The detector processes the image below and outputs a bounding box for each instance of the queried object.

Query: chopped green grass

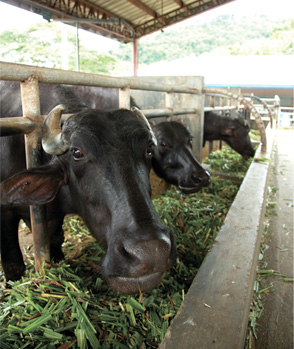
[0,176,239,348]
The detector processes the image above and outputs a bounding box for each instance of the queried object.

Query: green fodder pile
[204,145,253,176]
[1,146,253,348]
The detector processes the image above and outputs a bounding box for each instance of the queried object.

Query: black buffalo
[0,105,177,294]
[0,81,210,192]
[152,121,210,193]
[204,111,255,159]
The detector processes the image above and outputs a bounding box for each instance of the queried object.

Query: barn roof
[1,0,234,43]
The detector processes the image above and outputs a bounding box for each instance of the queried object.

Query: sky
[0,0,293,51]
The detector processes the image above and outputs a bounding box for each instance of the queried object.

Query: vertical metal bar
[20,76,50,274]
[133,39,138,76]
[274,95,280,127]
[119,86,131,109]
[210,95,215,109]
[76,21,80,72]
[165,92,173,121]
[220,96,224,112]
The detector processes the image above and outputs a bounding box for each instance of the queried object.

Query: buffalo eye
[71,147,84,160]
[146,143,154,157]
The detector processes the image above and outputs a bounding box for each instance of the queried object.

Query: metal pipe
[0,117,37,136]
[0,108,197,136]
[20,75,50,274]
[55,18,120,24]
[0,62,199,94]
[144,108,196,118]
[76,21,80,72]
[204,106,237,112]
[243,94,274,127]
[133,38,138,77]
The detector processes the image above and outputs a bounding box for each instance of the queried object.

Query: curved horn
[237,110,249,128]
[131,107,157,146]
[42,104,69,155]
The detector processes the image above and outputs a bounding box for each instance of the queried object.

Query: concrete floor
[254,128,294,349]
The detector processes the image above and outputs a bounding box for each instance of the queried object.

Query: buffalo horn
[131,107,158,146]
[237,111,249,128]
[42,104,69,155]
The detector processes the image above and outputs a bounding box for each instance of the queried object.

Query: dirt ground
[254,129,294,349]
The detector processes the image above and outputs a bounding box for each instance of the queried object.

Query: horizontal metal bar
[205,92,234,98]
[0,117,37,136]
[0,62,199,95]
[54,18,120,24]
[204,106,237,112]
[144,108,196,118]
[0,108,196,136]
[260,98,277,102]
[280,107,294,111]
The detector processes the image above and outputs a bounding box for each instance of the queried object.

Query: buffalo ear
[221,127,235,136]
[1,167,66,206]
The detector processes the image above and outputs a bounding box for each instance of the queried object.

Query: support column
[20,76,50,274]
[133,38,138,76]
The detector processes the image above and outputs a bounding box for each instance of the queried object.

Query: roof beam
[173,0,191,15]
[126,0,166,25]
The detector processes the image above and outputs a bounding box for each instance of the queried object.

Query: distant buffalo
[203,111,255,159]
[152,121,210,193]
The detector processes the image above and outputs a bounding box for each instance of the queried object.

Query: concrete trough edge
[160,125,275,349]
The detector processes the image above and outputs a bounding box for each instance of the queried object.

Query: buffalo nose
[123,233,173,274]
[191,170,211,186]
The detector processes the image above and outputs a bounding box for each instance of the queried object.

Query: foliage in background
[112,16,294,65]
[0,15,293,74]
[0,23,117,75]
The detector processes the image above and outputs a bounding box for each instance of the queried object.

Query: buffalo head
[151,121,210,194]
[223,113,255,159]
[204,111,255,159]
[1,106,177,294]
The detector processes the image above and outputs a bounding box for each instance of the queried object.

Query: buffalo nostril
[122,235,172,273]
[191,170,211,186]
[141,263,148,272]
[191,174,202,183]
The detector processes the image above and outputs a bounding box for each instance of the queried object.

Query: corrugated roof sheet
[1,0,234,42]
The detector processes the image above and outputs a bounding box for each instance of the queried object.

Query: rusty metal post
[119,86,131,109]
[165,92,173,121]
[274,95,280,127]
[133,38,138,77]
[20,76,50,274]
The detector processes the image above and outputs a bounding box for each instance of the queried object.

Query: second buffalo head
[152,121,210,194]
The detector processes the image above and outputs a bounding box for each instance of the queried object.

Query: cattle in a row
[0,81,210,193]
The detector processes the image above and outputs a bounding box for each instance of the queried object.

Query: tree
[0,22,118,75]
